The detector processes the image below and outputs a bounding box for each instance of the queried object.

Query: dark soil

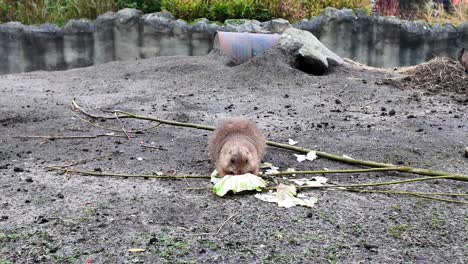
[0,50,467,263]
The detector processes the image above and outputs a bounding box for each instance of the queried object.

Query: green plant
[387,224,410,238]
[67,0,117,20]
[304,0,371,17]
[160,0,208,21]
[117,0,162,13]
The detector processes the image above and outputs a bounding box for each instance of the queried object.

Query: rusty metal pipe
[214,32,280,64]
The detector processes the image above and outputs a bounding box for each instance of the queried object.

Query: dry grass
[423,1,468,26]
[381,57,467,96]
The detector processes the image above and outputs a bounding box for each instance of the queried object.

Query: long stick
[47,166,211,179]
[71,100,468,181]
[13,134,126,140]
[346,188,468,197]
[266,167,403,176]
[266,141,466,180]
[295,175,456,189]
[344,189,468,205]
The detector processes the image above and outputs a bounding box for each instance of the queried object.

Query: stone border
[295,8,467,68]
[1,8,466,75]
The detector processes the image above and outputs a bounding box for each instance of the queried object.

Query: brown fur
[208,118,266,176]
[457,48,468,73]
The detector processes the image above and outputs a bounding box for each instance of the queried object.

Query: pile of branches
[381,57,467,96]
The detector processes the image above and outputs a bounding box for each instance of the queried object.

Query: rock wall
[295,8,467,68]
[0,8,466,75]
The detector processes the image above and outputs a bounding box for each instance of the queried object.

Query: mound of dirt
[379,57,467,97]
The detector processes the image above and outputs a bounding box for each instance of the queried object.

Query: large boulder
[279,27,343,74]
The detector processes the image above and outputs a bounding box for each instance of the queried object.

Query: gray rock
[115,8,142,61]
[190,19,218,56]
[116,8,143,24]
[225,19,268,33]
[0,23,26,74]
[64,19,95,33]
[142,13,174,34]
[154,10,175,20]
[95,12,117,64]
[268,18,291,33]
[21,24,66,72]
[191,18,212,32]
[457,22,468,48]
[64,19,94,69]
[279,27,343,74]
[293,16,323,37]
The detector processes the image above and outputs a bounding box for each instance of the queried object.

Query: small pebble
[13,167,24,172]
[35,215,48,224]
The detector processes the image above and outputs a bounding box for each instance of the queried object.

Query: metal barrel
[214,31,280,64]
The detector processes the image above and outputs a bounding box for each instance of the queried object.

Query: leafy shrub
[207,0,271,21]
[160,0,208,21]
[117,0,162,13]
[303,0,371,16]
[160,0,370,22]
[68,0,117,21]
[0,0,118,25]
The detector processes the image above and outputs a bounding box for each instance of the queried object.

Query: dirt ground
[0,50,467,263]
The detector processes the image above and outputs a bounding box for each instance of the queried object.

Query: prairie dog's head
[217,139,259,176]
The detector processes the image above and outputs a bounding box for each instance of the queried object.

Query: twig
[186,186,212,191]
[71,100,468,181]
[114,112,131,139]
[266,167,404,176]
[13,134,126,140]
[73,112,162,134]
[266,142,467,181]
[344,189,468,204]
[346,188,468,197]
[191,213,240,236]
[72,112,126,133]
[294,175,457,189]
[141,144,167,151]
[47,166,211,179]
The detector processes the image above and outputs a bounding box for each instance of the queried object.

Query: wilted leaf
[288,138,299,145]
[213,173,267,197]
[294,154,307,162]
[265,167,280,174]
[128,248,146,253]
[285,168,296,176]
[254,184,318,208]
[260,162,275,169]
[294,151,317,162]
[306,151,317,161]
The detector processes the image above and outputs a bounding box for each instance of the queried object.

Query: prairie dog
[457,48,468,73]
[209,118,266,176]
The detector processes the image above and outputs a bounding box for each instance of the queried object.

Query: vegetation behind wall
[0,0,466,26]
[0,0,370,25]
